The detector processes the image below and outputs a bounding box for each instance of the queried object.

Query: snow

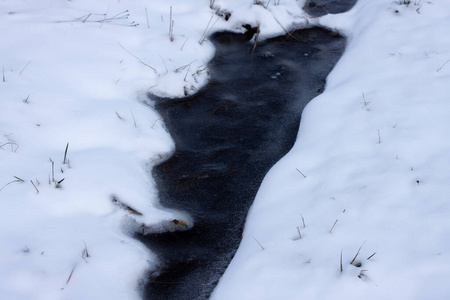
[1,0,449,299]
[211,0,450,299]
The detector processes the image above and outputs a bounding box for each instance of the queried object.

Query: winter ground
[1,0,449,300]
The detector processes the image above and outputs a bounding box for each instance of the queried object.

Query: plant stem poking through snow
[0,176,24,192]
[329,219,338,234]
[169,6,174,42]
[2,65,5,82]
[19,61,31,76]
[64,143,69,164]
[49,158,55,183]
[145,7,149,29]
[301,214,306,227]
[350,241,366,265]
[130,109,137,127]
[296,168,307,178]
[436,59,450,72]
[340,250,343,273]
[296,226,302,239]
[367,252,377,260]
[118,42,157,73]
[30,180,39,194]
[252,236,265,250]
[378,129,381,144]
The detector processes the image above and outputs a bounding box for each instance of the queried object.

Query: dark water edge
[138,2,357,299]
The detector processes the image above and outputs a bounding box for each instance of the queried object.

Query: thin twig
[64,143,69,164]
[296,168,307,178]
[116,112,124,120]
[49,158,55,182]
[367,252,377,260]
[340,249,343,273]
[66,266,76,285]
[30,180,39,193]
[436,59,450,72]
[19,61,31,76]
[301,214,306,227]
[145,7,150,29]
[350,241,366,265]
[118,42,157,73]
[0,177,24,192]
[329,219,338,234]
[130,109,137,127]
[296,226,302,239]
[252,235,265,250]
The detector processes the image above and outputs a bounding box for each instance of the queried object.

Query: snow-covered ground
[1,0,449,299]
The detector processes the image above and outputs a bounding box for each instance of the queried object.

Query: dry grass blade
[66,266,76,285]
[340,249,343,273]
[350,241,366,265]
[30,180,39,193]
[19,61,31,76]
[64,143,69,164]
[329,219,338,234]
[436,59,450,72]
[145,7,149,29]
[296,168,307,178]
[49,158,55,182]
[118,42,157,73]
[0,176,25,191]
[301,214,306,227]
[130,109,137,127]
[252,235,265,250]
[367,252,377,260]
[0,141,19,152]
[296,226,302,239]
[115,111,124,120]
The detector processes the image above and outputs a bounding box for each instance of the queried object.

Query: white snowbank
[0,0,311,299]
[212,0,450,299]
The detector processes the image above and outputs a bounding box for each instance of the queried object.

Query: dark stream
[139,2,356,299]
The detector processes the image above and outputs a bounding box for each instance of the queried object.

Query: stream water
[139,1,356,299]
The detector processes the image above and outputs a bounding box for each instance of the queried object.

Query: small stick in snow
[329,219,338,234]
[49,158,55,182]
[65,266,76,285]
[340,249,343,273]
[367,252,377,260]
[116,111,124,120]
[169,6,174,42]
[296,226,302,239]
[145,7,150,29]
[64,143,69,164]
[23,95,30,103]
[301,214,306,227]
[362,92,369,106]
[350,241,366,265]
[184,65,191,81]
[296,168,307,178]
[118,42,157,73]
[436,60,450,72]
[0,142,19,152]
[252,236,265,250]
[378,129,381,144]
[151,118,161,128]
[130,109,137,127]
[83,241,90,258]
[19,61,31,76]
[2,65,5,82]
[180,38,189,51]
[0,176,24,192]
[30,180,39,193]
